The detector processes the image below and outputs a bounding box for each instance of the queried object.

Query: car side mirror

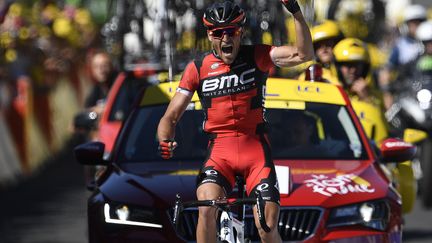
[74,141,109,166]
[380,138,417,163]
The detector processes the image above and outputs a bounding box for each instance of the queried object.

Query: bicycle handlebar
[173,190,271,233]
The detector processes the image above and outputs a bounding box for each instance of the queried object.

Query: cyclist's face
[208,27,242,64]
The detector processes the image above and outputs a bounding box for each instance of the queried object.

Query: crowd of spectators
[0,0,431,128]
[0,1,108,175]
[0,1,103,115]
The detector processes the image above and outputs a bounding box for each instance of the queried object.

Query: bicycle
[172,177,271,243]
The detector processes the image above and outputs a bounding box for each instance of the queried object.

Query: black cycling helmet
[203,0,246,29]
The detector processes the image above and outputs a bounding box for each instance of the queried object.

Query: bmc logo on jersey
[202,68,256,92]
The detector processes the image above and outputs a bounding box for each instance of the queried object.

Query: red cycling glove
[159,139,177,159]
[280,0,301,14]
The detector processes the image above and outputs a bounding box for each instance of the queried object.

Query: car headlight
[104,203,163,228]
[327,200,390,231]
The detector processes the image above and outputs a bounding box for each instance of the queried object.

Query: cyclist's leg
[196,183,225,243]
[253,202,281,243]
[242,134,282,243]
[196,138,235,243]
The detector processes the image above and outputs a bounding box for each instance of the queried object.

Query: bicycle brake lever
[255,190,271,233]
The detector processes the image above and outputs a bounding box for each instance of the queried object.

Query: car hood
[99,159,395,209]
[274,159,395,208]
[99,161,200,208]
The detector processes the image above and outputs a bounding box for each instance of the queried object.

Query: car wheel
[420,138,432,208]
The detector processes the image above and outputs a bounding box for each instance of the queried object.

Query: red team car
[75,79,415,242]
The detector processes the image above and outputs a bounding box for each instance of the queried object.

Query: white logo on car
[385,141,411,147]
[304,174,375,197]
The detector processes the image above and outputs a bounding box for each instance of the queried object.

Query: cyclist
[157,0,313,242]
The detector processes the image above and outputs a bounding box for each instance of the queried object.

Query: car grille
[170,207,322,241]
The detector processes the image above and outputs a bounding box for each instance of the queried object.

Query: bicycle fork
[219,211,244,243]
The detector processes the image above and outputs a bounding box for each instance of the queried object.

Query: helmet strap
[212,49,221,59]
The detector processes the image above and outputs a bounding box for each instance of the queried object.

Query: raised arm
[271,0,314,67]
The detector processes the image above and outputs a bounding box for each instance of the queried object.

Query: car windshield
[108,75,150,122]
[117,102,368,162]
[267,103,367,159]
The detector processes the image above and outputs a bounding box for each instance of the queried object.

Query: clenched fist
[159,139,178,159]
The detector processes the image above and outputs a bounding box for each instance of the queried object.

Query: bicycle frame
[220,210,241,242]
[172,185,270,243]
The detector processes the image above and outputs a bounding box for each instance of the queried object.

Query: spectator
[379,4,428,109]
[416,21,432,68]
[78,50,117,187]
[299,20,343,84]
[334,37,390,145]
[312,21,342,69]
[389,4,427,67]
[84,50,117,113]
[396,20,432,88]
[333,38,382,106]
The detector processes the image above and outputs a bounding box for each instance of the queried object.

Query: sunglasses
[339,62,366,69]
[314,39,336,49]
[208,27,242,39]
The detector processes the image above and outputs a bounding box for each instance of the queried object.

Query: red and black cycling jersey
[178,44,275,137]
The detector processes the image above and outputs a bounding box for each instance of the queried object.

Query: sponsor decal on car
[297,84,321,94]
[304,174,375,197]
[384,141,412,148]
